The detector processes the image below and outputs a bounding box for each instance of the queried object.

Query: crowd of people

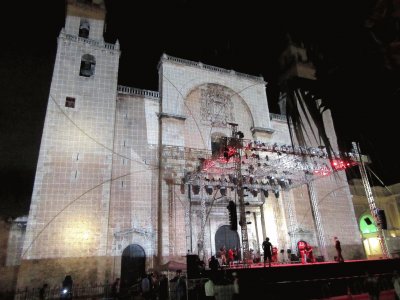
[40,236,400,299]
[112,271,173,300]
[216,246,240,267]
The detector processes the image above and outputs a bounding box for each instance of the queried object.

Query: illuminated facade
[17,0,365,288]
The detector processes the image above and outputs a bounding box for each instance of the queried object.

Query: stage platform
[198,258,400,299]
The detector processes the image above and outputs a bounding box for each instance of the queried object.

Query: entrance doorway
[120,244,146,292]
[215,225,241,259]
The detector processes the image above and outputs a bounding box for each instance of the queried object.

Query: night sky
[1,0,399,217]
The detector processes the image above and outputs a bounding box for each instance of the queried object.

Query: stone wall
[16,256,113,289]
[0,219,20,292]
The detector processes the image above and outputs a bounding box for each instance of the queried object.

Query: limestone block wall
[22,29,120,261]
[0,219,19,292]
[109,92,160,266]
[5,218,26,267]
[17,256,113,289]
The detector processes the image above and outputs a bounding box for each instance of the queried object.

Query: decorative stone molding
[251,127,275,134]
[200,84,234,127]
[158,112,186,121]
[160,53,265,83]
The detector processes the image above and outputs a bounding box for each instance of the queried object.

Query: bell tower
[19,0,121,286]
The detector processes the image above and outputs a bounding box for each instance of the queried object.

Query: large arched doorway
[359,213,382,259]
[120,244,146,292]
[215,225,241,259]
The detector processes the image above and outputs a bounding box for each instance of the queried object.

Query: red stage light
[330,159,357,171]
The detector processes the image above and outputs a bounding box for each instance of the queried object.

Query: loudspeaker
[377,209,388,230]
[187,254,201,279]
[364,217,372,225]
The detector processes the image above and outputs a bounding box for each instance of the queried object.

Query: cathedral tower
[18,0,120,286]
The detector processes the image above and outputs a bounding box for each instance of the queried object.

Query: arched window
[79,19,90,38]
[79,54,95,77]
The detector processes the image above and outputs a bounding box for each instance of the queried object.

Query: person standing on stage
[334,237,344,262]
[262,237,273,267]
[228,248,234,267]
[305,244,315,263]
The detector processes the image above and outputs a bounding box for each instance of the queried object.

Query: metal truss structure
[183,124,359,261]
[352,142,391,258]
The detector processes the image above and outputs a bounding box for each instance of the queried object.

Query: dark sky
[1,0,399,217]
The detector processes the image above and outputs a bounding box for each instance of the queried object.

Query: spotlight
[269,177,275,185]
[232,177,238,185]
[192,185,200,195]
[279,179,286,189]
[205,185,213,195]
[220,186,227,196]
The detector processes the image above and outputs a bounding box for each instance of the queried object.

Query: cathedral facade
[17,0,364,288]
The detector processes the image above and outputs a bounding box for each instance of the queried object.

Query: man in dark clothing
[209,255,220,272]
[158,274,169,300]
[334,237,344,262]
[262,237,273,267]
[170,269,182,282]
[39,283,48,300]
[176,275,187,300]
[140,273,151,300]
[111,278,120,299]
[61,275,73,299]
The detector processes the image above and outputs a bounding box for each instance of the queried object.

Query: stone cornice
[251,127,275,134]
[158,112,186,121]
[159,53,266,84]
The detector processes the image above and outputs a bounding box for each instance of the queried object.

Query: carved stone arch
[183,82,256,150]
[79,19,90,38]
[184,82,254,126]
[79,54,96,77]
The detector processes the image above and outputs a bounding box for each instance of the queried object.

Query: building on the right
[349,178,400,259]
